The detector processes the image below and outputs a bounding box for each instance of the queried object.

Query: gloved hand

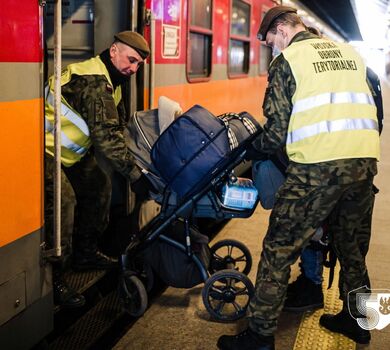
[244,143,269,161]
[131,175,156,201]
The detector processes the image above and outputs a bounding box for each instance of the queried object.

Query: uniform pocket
[275,181,317,202]
[94,96,119,126]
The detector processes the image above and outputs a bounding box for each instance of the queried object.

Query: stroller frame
[120,131,260,322]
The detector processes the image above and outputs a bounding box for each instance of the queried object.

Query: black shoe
[72,251,117,271]
[319,310,371,344]
[286,273,311,297]
[217,328,275,350]
[283,275,324,312]
[53,278,85,308]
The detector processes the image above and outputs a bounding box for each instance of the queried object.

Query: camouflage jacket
[252,31,377,185]
[62,67,141,182]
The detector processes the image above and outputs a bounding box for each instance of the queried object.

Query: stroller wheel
[142,266,154,293]
[119,272,148,317]
[202,269,254,322]
[140,264,154,293]
[209,239,252,275]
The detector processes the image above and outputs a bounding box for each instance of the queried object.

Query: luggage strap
[218,112,258,151]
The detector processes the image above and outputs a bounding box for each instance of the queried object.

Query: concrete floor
[114,83,390,350]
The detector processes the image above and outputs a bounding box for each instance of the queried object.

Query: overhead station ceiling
[297,0,390,42]
[297,0,362,41]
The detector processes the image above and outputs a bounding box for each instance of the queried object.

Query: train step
[47,270,167,349]
[45,268,121,347]
[48,291,124,350]
[54,269,108,313]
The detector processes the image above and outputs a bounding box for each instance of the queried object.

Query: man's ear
[109,44,116,58]
[277,24,288,38]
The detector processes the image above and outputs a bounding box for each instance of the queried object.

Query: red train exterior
[145,0,274,118]
[0,1,51,348]
[0,0,44,250]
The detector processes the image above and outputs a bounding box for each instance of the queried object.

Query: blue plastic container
[220,178,258,210]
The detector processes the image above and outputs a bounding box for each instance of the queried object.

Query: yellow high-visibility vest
[45,56,122,167]
[282,38,380,163]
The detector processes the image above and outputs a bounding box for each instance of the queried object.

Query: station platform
[113,86,390,350]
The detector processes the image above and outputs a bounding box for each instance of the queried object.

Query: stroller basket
[159,176,258,220]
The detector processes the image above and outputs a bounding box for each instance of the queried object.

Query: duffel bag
[217,112,261,148]
[151,105,231,197]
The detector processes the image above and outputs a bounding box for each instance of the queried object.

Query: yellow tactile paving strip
[293,263,356,350]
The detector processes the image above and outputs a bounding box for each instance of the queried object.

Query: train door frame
[0,2,52,349]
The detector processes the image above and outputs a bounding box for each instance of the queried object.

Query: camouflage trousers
[248,176,374,335]
[330,185,375,313]
[44,152,111,264]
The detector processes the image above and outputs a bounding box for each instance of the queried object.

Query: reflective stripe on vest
[45,86,90,137]
[287,118,378,144]
[45,118,88,155]
[45,87,90,156]
[292,92,375,115]
[282,38,380,163]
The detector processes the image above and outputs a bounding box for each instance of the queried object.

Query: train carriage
[144,0,272,117]
[0,2,51,349]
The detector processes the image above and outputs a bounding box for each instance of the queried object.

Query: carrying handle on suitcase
[219,113,240,150]
[218,112,259,150]
[238,111,261,135]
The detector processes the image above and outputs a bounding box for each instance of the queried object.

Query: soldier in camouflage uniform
[44,31,151,307]
[217,6,380,350]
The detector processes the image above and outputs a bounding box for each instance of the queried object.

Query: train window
[228,0,250,76]
[231,0,250,36]
[258,9,272,75]
[191,0,212,29]
[259,43,272,75]
[189,32,212,77]
[230,40,249,74]
[187,0,213,81]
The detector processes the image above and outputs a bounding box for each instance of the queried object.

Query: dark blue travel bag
[151,105,230,197]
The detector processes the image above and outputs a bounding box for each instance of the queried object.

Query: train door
[44,0,146,113]
[43,0,149,248]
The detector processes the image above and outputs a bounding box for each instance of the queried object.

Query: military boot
[286,273,308,297]
[283,274,324,312]
[72,233,117,271]
[72,251,117,271]
[217,328,275,350]
[320,310,371,344]
[53,277,85,308]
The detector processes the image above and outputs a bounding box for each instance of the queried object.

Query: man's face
[110,42,144,77]
[265,26,288,55]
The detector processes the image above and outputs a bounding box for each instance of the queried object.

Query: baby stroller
[119,99,262,322]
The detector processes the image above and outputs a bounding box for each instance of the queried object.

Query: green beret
[114,31,150,59]
[257,6,297,41]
